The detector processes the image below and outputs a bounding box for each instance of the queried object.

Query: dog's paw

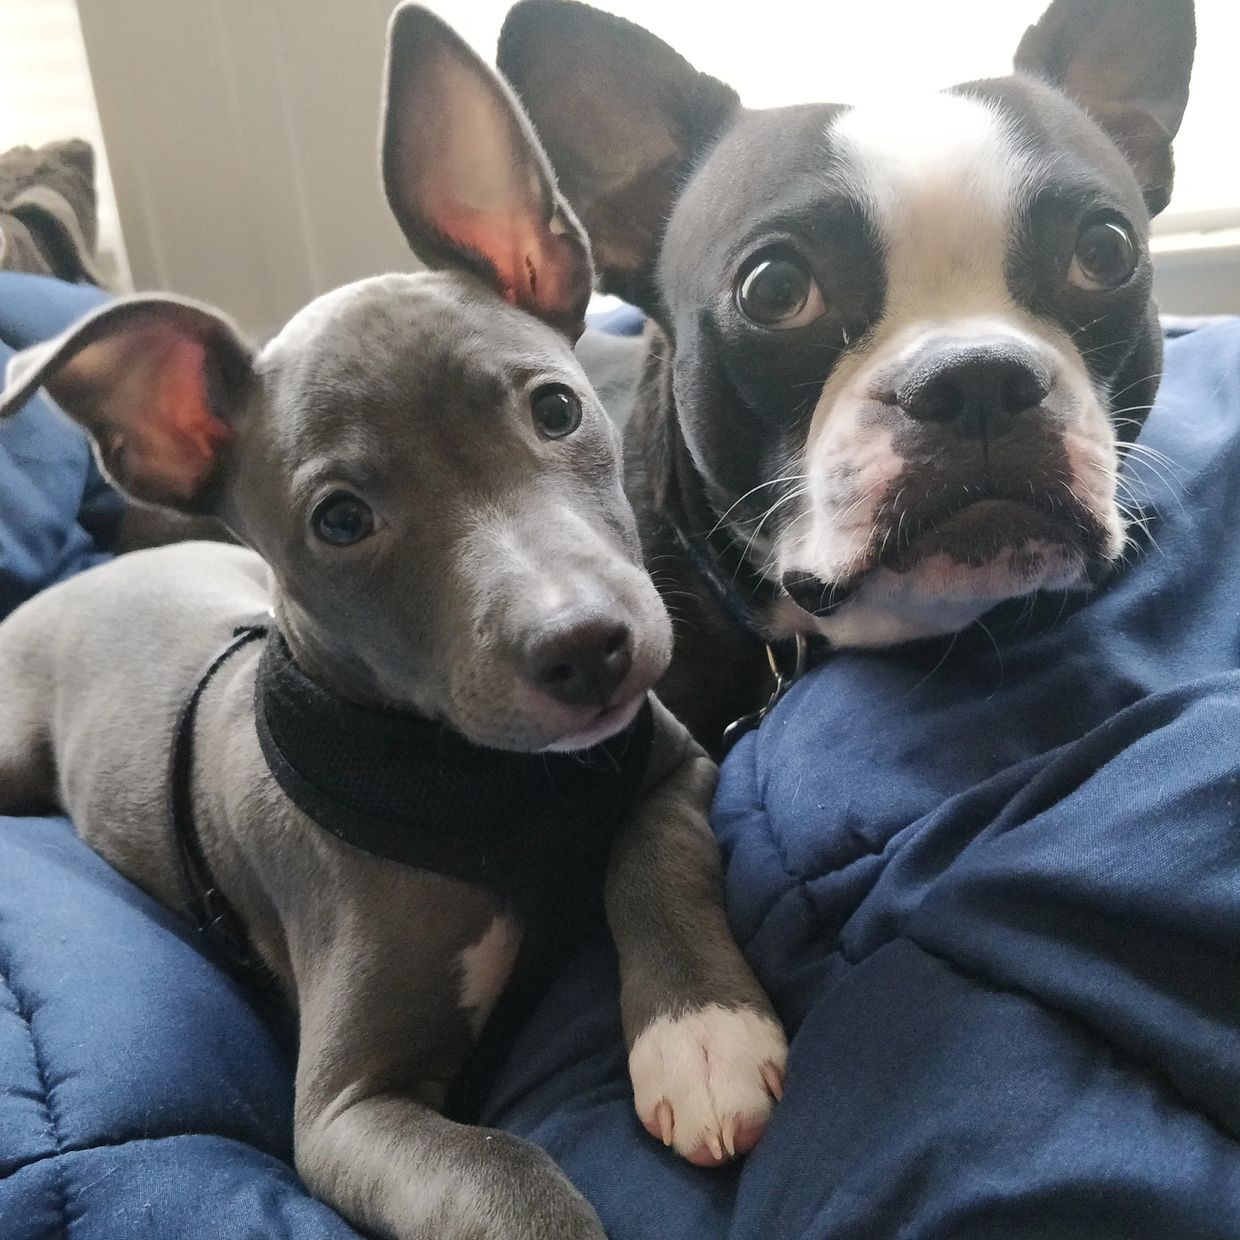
[628,1003,787,1167]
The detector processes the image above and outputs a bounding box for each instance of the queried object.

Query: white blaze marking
[832,90,1032,327]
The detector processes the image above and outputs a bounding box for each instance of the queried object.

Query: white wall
[75,0,413,335]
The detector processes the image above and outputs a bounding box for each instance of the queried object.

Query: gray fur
[0,7,783,1237]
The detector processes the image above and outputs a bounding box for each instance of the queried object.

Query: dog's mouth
[539,689,647,753]
[875,486,1103,574]
[783,479,1113,624]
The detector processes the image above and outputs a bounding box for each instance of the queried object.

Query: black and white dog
[499,0,1196,750]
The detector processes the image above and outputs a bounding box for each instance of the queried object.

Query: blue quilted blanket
[2,273,1239,1238]
[486,315,1240,1239]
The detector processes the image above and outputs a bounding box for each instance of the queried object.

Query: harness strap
[167,622,270,983]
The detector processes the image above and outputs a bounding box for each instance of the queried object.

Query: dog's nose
[524,615,633,708]
[896,342,1051,431]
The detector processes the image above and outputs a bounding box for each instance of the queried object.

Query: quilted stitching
[0,954,70,1238]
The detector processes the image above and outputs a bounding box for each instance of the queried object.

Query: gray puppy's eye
[531,384,582,439]
[1068,214,1138,290]
[736,252,827,329]
[312,491,375,546]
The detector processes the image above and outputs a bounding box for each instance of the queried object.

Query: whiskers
[706,473,809,539]
[730,485,813,586]
[647,567,705,633]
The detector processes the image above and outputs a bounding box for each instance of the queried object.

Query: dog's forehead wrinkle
[970,73,1150,220]
[285,421,384,493]
[661,102,854,288]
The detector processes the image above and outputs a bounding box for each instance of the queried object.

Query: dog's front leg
[606,699,789,1165]
[288,891,606,1240]
[295,1092,605,1240]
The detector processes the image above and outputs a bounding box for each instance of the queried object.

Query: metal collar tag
[721,633,810,752]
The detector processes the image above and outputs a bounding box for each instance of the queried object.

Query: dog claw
[656,1100,674,1147]
[762,1060,785,1102]
[630,1006,788,1165]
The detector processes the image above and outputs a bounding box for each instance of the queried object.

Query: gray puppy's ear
[382,3,593,340]
[1,294,252,511]
[1015,0,1195,216]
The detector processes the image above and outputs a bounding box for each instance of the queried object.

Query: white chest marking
[456,914,522,1036]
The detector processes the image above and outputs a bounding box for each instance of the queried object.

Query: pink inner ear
[388,37,590,333]
[436,212,526,306]
[121,331,233,503]
[439,210,585,328]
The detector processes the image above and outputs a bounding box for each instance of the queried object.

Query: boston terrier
[497,0,1196,751]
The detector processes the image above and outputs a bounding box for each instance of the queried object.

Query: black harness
[168,623,271,983]
[168,622,655,1114]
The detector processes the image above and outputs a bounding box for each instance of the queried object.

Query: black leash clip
[721,633,810,753]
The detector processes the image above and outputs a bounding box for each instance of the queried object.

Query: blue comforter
[2,273,1239,1238]
[483,318,1240,1239]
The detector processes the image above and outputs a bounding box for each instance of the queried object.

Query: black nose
[524,615,633,708]
[896,343,1051,431]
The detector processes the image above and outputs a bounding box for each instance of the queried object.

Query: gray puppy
[0,8,786,1239]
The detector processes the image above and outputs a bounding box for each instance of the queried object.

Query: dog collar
[251,627,655,904]
[665,507,785,641]
[663,507,828,748]
[169,623,272,987]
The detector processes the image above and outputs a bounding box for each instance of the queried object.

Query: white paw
[628,1003,788,1166]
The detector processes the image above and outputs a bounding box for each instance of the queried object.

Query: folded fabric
[0,140,106,286]
[0,273,120,618]
[0,815,360,1239]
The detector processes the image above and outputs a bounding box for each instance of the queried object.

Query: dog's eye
[1068,215,1138,290]
[736,254,826,329]
[531,384,582,439]
[312,491,374,546]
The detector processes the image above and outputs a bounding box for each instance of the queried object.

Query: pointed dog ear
[1,294,252,511]
[1015,0,1195,216]
[498,0,739,315]
[382,3,593,340]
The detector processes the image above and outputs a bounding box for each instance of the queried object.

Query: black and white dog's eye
[736,253,827,329]
[531,384,582,439]
[312,491,375,546]
[1068,215,1138,290]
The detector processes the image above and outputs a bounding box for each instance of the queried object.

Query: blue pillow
[0,273,123,620]
[0,815,361,1238]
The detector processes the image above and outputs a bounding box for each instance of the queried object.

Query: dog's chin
[782,500,1109,648]
[449,683,651,754]
[538,690,648,753]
